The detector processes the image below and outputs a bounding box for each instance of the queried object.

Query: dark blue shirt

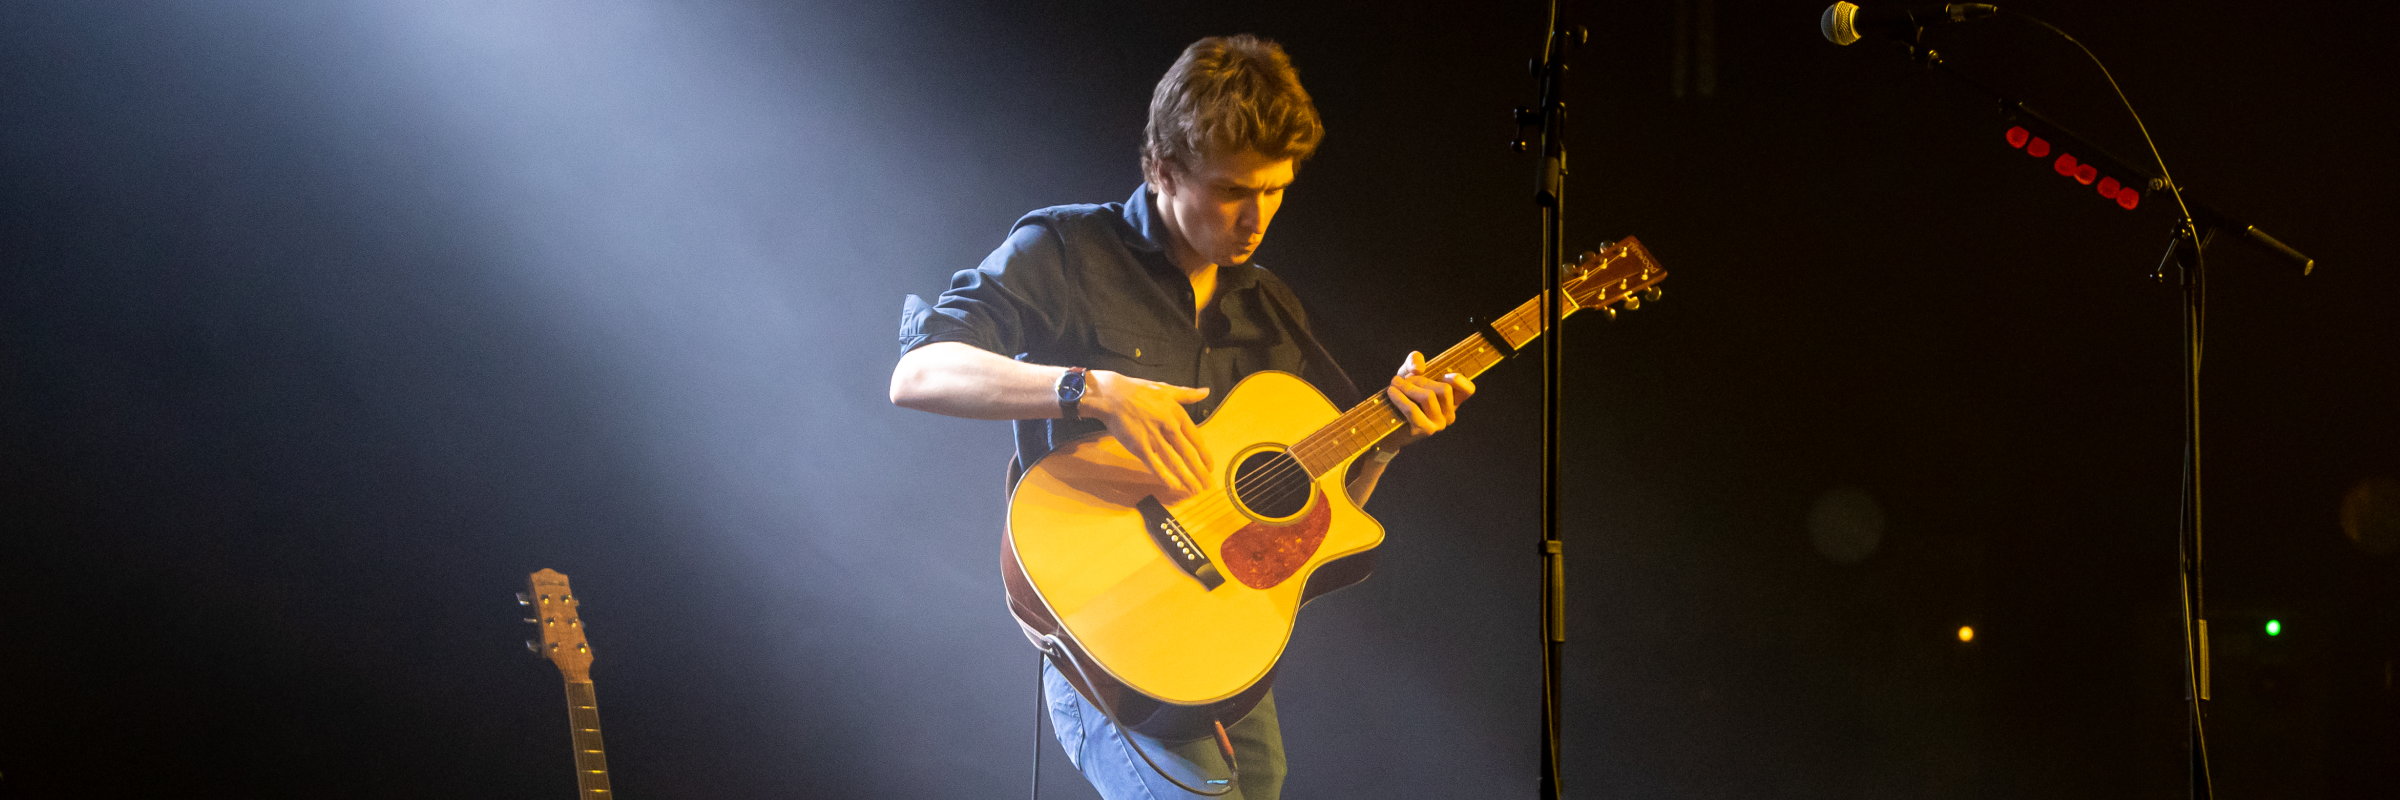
[901,184,1358,477]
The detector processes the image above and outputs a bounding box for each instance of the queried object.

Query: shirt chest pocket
[1088,327,1171,377]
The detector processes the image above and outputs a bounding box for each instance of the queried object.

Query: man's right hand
[1083,370,1215,497]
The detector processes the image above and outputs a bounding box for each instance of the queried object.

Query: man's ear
[1147,159,1180,197]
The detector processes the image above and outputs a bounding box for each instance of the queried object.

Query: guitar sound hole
[1231,450,1311,519]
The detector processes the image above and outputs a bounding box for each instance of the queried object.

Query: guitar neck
[1288,290,1565,477]
[563,679,613,798]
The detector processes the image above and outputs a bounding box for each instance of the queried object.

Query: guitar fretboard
[565,680,612,798]
[1287,292,1551,476]
[1287,239,1662,477]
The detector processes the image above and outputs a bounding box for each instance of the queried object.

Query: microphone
[1820,2,2001,46]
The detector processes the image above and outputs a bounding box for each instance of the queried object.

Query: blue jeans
[1043,657,1286,800]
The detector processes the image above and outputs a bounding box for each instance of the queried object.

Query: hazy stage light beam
[298,0,1053,791]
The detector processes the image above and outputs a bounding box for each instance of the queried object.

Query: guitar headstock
[1562,236,1668,319]
[521,568,594,681]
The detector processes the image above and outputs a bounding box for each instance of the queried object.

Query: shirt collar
[1124,183,1170,253]
[1123,183,1263,292]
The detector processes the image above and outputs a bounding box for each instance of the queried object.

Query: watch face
[1057,368,1086,421]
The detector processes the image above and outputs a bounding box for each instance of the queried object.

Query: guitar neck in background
[563,679,613,799]
[1286,237,1666,477]
[524,568,615,799]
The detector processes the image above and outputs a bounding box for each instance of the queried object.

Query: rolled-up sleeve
[901,223,1071,357]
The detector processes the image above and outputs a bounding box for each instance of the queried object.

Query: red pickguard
[1217,488,1332,589]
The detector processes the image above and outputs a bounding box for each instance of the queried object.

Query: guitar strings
[1176,312,1525,529]
[1169,383,1410,532]
[1170,261,1639,530]
[1179,316,1512,528]
[1170,408,1381,531]
[1171,344,1484,535]
[1164,256,1649,542]
[1185,350,1446,519]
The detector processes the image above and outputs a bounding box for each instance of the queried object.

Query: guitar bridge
[1136,496,1224,590]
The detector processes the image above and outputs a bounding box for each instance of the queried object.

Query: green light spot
[2265,619,2282,636]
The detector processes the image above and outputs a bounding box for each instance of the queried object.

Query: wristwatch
[1056,366,1089,421]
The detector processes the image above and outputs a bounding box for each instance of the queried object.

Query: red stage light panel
[2009,129,2142,212]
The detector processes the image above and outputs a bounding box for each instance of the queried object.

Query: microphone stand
[1874,28,2317,800]
[1512,5,1586,798]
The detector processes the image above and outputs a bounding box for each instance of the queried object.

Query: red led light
[2027,137,2050,158]
[2098,176,2120,196]
[2054,153,2078,175]
[2073,164,2098,185]
[2117,188,2140,210]
[2007,126,2030,148]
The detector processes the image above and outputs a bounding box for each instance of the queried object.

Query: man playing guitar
[891,35,1474,799]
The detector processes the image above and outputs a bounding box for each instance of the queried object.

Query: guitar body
[1003,370,1383,740]
[997,236,1668,742]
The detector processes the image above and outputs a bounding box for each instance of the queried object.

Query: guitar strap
[1252,277,1362,409]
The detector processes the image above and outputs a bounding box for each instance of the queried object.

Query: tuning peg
[1644,286,1663,302]
[516,592,531,606]
[522,617,539,624]
[1624,295,1641,311]
[1604,307,1618,320]
[526,640,542,654]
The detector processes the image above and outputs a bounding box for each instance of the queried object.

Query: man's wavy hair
[1141,35,1323,182]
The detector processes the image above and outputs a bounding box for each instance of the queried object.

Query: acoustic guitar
[522,568,614,799]
[1004,237,1667,740]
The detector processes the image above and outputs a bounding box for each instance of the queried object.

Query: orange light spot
[1957,625,1976,643]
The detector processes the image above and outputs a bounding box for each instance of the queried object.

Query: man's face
[1154,148,1295,271]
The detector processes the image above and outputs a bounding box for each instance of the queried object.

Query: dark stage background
[4,1,2394,797]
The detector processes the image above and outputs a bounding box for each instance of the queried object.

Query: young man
[891,35,1473,799]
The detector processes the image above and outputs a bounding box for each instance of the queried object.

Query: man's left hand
[1382,351,1476,450]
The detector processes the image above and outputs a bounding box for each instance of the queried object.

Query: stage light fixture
[1956,625,1974,643]
[2009,127,2140,211]
[2265,619,2281,637]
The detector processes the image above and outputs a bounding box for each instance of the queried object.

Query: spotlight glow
[1957,625,1975,643]
[2265,619,2281,636]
